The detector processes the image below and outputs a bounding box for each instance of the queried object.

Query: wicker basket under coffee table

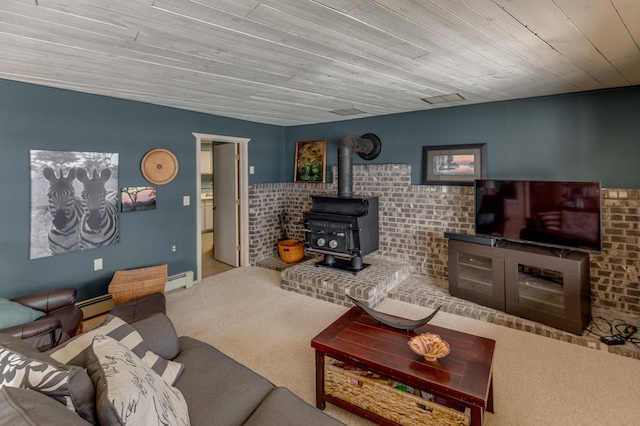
[311,307,495,426]
[108,264,168,305]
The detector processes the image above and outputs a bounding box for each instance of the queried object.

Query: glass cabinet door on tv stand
[503,244,590,335]
[448,240,505,311]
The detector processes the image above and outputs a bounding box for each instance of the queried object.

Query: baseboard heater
[165,270,194,292]
[76,270,194,318]
[76,294,114,319]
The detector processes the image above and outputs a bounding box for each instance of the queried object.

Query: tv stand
[496,240,572,259]
[448,239,591,335]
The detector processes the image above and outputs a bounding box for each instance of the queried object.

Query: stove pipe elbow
[338,133,382,198]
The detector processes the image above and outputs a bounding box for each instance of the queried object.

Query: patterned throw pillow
[0,338,97,424]
[50,315,183,385]
[87,335,190,426]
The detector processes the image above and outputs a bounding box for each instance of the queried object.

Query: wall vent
[421,93,465,104]
[330,108,366,116]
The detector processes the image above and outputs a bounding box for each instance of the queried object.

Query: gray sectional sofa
[0,292,344,426]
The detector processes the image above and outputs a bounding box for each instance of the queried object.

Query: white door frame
[193,133,250,283]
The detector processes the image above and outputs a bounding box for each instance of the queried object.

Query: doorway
[201,232,234,277]
[200,142,234,278]
[193,133,250,283]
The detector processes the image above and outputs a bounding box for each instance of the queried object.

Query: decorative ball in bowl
[408,333,450,362]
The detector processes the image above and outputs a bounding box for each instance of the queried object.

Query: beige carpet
[165,267,640,426]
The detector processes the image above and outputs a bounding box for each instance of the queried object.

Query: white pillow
[50,315,183,385]
[87,335,190,426]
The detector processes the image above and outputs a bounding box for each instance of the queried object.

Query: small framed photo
[294,139,327,183]
[120,186,156,212]
[422,143,487,185]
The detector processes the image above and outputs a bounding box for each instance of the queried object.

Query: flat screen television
[474,180,602,253]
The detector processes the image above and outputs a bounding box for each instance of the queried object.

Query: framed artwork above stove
[294,139,327,183]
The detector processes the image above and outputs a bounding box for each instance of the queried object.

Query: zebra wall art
[30,150,119,259]
[42,167,84,255]
[76,167,119,249]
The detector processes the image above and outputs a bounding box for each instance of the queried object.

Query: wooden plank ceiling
[0,0,638,126]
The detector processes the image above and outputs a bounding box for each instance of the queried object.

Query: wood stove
[303,133,382,273]
[304,196,378,273]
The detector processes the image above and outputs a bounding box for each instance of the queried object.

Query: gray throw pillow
[128,313,180,360]
[0,298,45,329]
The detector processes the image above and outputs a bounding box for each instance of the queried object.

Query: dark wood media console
[448,238,591,335]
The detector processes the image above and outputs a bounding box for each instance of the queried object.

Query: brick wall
[592,189,640,313]
[248,183,288,261]
[248,164,640,315]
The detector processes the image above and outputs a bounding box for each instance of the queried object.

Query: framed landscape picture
[121,186,156,212]
[422,143,487,185]
[294,139,327,183]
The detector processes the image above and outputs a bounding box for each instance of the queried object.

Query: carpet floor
[164,266,640,426]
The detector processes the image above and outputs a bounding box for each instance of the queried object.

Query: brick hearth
[256,255,640,360]
[281,256,409,308]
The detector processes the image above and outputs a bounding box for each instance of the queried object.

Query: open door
[213,143,240,267]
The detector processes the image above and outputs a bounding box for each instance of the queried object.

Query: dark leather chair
[0,288,83,351]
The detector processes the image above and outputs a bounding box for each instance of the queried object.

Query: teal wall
[284,87,640,189]
[1,78,638,302]
[0,79,284,300]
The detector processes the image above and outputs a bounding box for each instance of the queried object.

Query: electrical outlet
[171,244,177,253]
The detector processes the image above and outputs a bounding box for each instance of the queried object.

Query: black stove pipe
[338,133,382,198]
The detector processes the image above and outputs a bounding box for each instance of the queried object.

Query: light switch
[94,258,103,271]
[250,166,255,175]
[183,196,190,206]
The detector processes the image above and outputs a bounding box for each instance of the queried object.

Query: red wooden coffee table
[311,307,495,426]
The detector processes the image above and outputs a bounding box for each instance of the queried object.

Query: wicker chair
[108,264,168,305]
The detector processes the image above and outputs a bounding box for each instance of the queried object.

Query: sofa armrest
[11,288,77,314]
[0,386,92,426]
[0,318,61,351]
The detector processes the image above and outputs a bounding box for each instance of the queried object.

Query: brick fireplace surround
[249,164,640,359]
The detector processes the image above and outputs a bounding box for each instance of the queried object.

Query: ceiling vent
[330,108,366,116]
[421,93,465,104]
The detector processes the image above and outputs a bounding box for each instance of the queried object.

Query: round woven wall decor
[141,149,179,185]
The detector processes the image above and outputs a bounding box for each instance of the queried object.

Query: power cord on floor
[585,316,639,348]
